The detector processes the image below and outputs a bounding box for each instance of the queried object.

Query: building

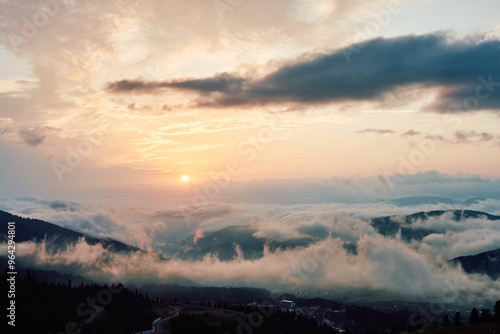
[280,300,295,311]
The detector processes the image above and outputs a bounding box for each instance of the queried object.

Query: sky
[2,0,500,303]
[0,0,499,198]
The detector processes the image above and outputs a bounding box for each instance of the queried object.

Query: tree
[494,300,500,322]
[452,311,462,326]
[469,307,479,324]
[480,309,492,323]
[442,314,451,327]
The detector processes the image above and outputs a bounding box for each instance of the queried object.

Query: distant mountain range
[2,209,500,280]
[0,210,201,286]
[370,209,500,242]
[370,209,500,279]
[388,196,486,207]
[162,210,500,265]
[161,225,316,261]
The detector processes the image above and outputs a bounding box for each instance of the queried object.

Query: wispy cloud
[358,128,396,135]
[425,130,497,145]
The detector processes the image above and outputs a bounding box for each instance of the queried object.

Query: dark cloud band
[106,33,500,112]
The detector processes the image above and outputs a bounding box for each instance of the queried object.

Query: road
[136,306,180,334]
[133,306,181,334]
[77,305,105,327]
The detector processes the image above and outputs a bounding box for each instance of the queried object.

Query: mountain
[162,210,500,261]
[0,260,96,286]
[390,196,458,206]
[371,210,500,242]
[162,225,317,261]
[451,248,500,279]
[0,210,142,253]
[372,210,500,278]
[0,210,200,286]
[389,196,487,207]
[461,197,487,206]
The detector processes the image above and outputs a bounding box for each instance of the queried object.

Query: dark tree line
[469,305,496,324]
[0,268,157,334]
[441,300,500,329]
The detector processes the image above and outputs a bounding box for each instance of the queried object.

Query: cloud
[402,129,421,136]
[38,199,81,212]
[9,227,500,305]
[4,189,500,305]
[425,134,445,141]
[193,229,204,245]
[358,128,396,135]
[0,196,164,250]
[18,126,57,146]
[153,203,237,220]
[3,171,500,257]
[107,73,245,95]
[424,130,496,145]
[451,130,494,144]
[106,33,500,113]
[358,128,423,137]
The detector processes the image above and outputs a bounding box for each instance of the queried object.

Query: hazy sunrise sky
[1,0,500,198]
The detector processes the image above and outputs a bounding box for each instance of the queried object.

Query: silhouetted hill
[0,210,142,254]
[0,260,96,286]
[0,269,156,333]
[141,284,274,303]
[451,248,500,279]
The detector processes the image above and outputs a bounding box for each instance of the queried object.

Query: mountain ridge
[0,209,143,254]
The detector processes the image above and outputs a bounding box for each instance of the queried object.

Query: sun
[182,175,189,182]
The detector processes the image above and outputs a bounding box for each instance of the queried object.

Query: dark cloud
[107,33,500,112]
[168,73,246,93]
[358,128,396,135]
[358,129,422,137]
[18,126,57,146]
[425,131,495,144]
[106,79,158,92]
[402,130,421,136]
[452,130,493,144]
[127,103,152,111]
[107,73,245,95]
[425,134,445,141]
[39,199,81,212]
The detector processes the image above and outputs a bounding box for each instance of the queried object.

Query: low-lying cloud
[3,187,500,305]
[9,230,500,306]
